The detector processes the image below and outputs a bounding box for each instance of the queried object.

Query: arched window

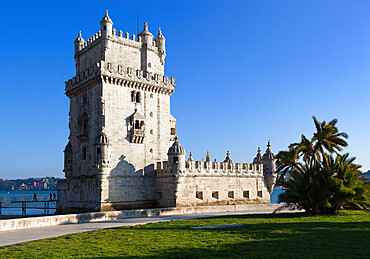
[136,92,141,103]
[140,121,144,129]
[131,91,136,102]
[135,120,140,129]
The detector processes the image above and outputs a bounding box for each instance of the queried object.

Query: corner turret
[63,141,72,177]
[223,151,233,163]
[253,147,262,163]
[100,10,113,38]
[167,136,186,174]
[261,141,277,194]
[74,31,84,54]
[155,27,166,65]
[206,151,211,162]
[94,129,111,171]
[138,22,154,44]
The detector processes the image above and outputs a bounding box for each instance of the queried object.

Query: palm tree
[326,153,369,213]
[312,116,348,161]
[275,117,369,214]
[277,161,336,214]
[275,149,300,179]
[288,134,314,163]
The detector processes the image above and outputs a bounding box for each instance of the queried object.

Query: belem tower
[57,11,277,213]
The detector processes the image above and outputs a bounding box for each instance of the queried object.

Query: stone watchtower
[57,11,177,213]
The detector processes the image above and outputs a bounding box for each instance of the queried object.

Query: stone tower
[57,11,177,213]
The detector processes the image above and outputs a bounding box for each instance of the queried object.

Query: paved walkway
[0,209,295,247]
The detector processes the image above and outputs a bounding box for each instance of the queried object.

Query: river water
[0,189,284,216]
[0,191,57,216]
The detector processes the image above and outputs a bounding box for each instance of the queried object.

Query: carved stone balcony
[131,129,145,144]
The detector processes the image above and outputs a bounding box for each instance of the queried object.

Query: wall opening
[243,190,250,199]
[196,191,203,200]
[136,92,141,103]
[212,191,219,199]
[257,191,263,198]
[82,147,87,160]
[228,191,234,199]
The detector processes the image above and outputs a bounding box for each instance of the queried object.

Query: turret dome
[253,147,262,163]
[138,22,154,38]
[74,31,84,43]
[168,136,185,155]
[223,151,233,163]
[95,131,109,145]
[262,141,275,160]
[100,10,113,25]
[155,27,165,41]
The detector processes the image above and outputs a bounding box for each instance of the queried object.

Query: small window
[148,62,151,68]
[228,191,234,199]
[243,190,250,199]
[150,149,153,153]
[135,120,140,129]
[150,112,153,117]
[170,128,176,135]
[97,147,101,154]
[196,191,203,200]
[173,157,179,164]
[131,91,135,102]
[150,93,153,98]
[136,92,141,103]
[82,147,87,160]
[212,191,219,199]
[257,191,263,198]
[104,26,107,30]
[150,129,153,134]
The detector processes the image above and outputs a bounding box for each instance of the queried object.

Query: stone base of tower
[100,200,157,212]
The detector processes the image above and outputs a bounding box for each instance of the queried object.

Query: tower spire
[206,151,210,162]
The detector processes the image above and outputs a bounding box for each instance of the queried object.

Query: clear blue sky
[0,0,369,179]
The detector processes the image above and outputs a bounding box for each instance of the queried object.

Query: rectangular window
[212,191,219,199]
[257,191,263,198]
[170,128,176,135]
[196,191,203,200]
[228,191,234,199]
[173,157,179,164]
[82,147,87,160]
[97,147,101,154]
[243,190,250,199]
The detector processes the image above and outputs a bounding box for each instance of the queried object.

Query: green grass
[0,211,369,258]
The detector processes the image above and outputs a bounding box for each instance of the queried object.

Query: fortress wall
[174,175,270,207]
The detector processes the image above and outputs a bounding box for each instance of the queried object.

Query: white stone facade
[57,11,277,213]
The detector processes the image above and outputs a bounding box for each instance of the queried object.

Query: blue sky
[0,0,369,179]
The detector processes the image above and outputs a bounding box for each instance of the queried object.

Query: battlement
[76,28,161,56]
[65,60,176,95]
[156,160,264,177]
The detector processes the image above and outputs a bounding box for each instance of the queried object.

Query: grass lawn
[0,210,369,258]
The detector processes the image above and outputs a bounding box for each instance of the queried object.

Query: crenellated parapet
[65,60,176,96]
[74,11,166,64]
[156,160,263,177]
[75,29,164,56]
